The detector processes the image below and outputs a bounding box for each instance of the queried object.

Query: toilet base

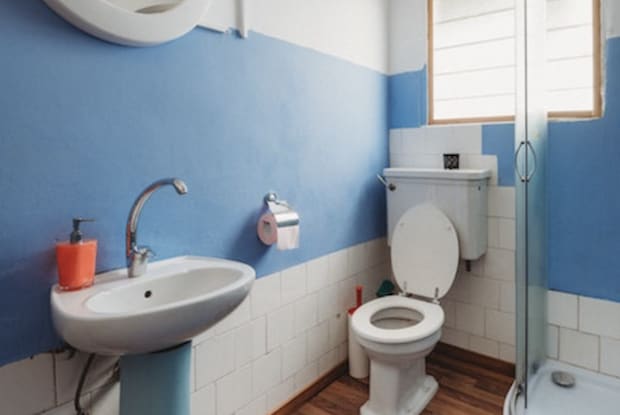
[360,357,438,415]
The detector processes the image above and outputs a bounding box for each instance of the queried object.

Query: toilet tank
[384,168,491,260]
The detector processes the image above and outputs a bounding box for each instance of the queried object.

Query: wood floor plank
[293,344,514,415]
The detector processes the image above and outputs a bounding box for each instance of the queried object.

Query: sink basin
[51,256,255,355]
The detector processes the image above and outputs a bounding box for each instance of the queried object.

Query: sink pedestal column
[120,341,191,415]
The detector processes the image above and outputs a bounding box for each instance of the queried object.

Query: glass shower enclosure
[514,0,548,408]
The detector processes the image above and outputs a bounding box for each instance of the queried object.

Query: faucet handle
[134,245,156,259]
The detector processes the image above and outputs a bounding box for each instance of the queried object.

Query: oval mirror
[44,0,212,47]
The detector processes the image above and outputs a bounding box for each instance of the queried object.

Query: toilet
[351,167,491,415]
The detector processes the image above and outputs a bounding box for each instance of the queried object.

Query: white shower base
[504,360,620,415]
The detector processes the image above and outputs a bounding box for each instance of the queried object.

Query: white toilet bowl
[351,204,459,415]
[352,296,444,415]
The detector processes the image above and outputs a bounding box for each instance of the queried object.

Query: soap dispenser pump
[56,218,97,291]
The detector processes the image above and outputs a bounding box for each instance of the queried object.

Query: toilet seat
[391,203,459,299]
[352,296,444,344]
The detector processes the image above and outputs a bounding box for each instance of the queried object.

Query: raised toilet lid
[391,204,459,299]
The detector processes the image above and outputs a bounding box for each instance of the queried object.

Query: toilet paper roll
[277,224,299,250]
[257,212,300,250]
[257,212,278,246]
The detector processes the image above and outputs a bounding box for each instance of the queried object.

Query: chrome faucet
[126,178,188,278]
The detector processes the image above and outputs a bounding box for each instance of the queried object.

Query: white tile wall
[0,354,55,415]
[0,238,389,415]
[390,125,516,363]
[579,296,620,339]
[558,328,599,371]
[547,291,578,329]
[547,290,620,378]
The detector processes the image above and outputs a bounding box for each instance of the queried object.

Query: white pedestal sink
[51,256,255,355]
[51,256,255,415]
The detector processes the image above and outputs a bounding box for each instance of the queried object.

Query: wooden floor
[294,344,514,415]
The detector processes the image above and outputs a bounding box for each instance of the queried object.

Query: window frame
[427,0,602,125]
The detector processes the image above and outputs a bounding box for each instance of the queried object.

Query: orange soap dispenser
[56,218,97,291]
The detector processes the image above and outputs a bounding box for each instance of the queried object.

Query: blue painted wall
[388,68,427,129]
[388,38,620,304]
[0,1,388,365]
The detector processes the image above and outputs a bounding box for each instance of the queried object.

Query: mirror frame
[44,0,212,47]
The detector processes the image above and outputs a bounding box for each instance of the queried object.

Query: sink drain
[551,371,576,388]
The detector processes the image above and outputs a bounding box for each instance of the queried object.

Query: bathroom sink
[51,256,255,355]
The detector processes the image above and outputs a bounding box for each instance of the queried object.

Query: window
[428,0,602,124]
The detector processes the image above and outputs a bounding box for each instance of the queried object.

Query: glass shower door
[515,0,548,407]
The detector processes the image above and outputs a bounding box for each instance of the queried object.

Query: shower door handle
[514,141,527,182]
[514,141,537,183]
[526,141,537,182]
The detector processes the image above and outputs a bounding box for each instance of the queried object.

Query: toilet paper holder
[257,192,300,247]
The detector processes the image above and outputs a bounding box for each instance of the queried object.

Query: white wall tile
[267,303,295,351]
[366,238,388,267]
[499,343,516,363]
[469,277,500,309]
[451,125,483,154]
[328,313,348,349]
[215,297,250,334]
[42,400,84,415]
[90,382,120,415]
[348,243,369,275]
[497,218,516,251]
[579,296,620,339]
[327,249,349,284]
[252,349,281,398]
[294,361,319,392]
[294,293,318,334]
[389,152,409,168]
[398,154,443,168]
[251,273,281,318]
[488,186,515,218]
[191,383,215,415]
[235,317,267,368]
[424,125,453,153]
[307,321,330,362]
[469,335,499,358]
[456,302,485,337]
[483,248,515,281]
[444,273,472,303]
[400,127,427,154]
[281,264,307,305]
[338,276,357,312]
[548,291,579,329]
[281,335,307,379]
[488,217,500,248]
[442,299,457,329]
[216,365,252,415]
[338,342,349,361]
[441,327,469,349]
[237,395,267,415]
[0,354,55,415]
[306,256,329,293]
[318,284,339,322]
[547,324,559,359]
[389,129,402,154]
[195,331,235,388]
[499,282,516,313]
[54,352,118,405]
[559,328,599,371]
[600,336,620,378]
[460,154,498,185]
[318,348,340,375]
[485,309,516,345]
[193,327,216,346]
[267,377,294,412]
